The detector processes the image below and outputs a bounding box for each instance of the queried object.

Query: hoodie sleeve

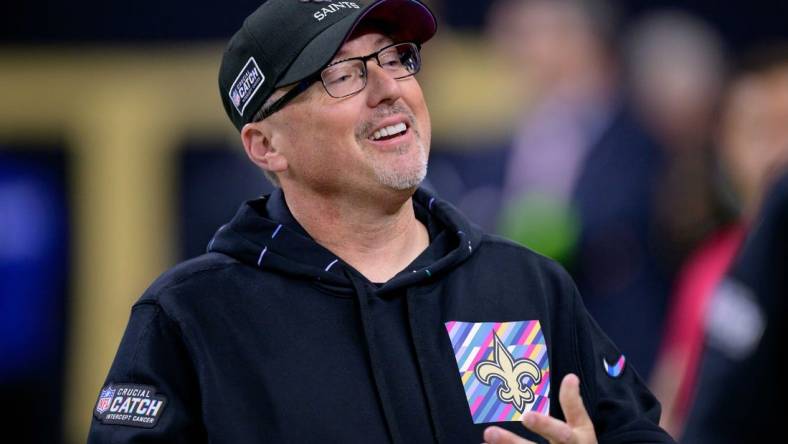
[569,283,675,444]
[87,302,207,444]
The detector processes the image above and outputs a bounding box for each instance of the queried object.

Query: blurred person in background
[682,174,788,443]
[625,10,730,265]
[651,44,788,439]
[622,10,733,437]
[489,0,672,381]
[489,0,620,265]
[682,50,788,442]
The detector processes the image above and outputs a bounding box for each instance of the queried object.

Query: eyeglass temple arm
[256,78,314,121]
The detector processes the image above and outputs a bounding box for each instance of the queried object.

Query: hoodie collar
[207,188,482,292]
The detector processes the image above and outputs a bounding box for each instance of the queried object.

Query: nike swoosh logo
[602,354,626,378]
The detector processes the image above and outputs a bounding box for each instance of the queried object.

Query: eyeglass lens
[320,43,421,98]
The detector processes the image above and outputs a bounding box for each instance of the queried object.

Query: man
[681,168,788,444]
[679,47,788,444]
[88,1,674,443]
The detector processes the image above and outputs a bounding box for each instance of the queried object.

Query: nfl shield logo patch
[444,320,550,424]
[96,385,115,415]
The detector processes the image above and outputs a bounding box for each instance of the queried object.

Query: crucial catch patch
[94,383,167,428]
[229,57,265,116]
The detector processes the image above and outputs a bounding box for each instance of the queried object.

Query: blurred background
[2,0,787,442]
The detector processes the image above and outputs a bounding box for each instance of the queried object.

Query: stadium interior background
[1,0,786,442]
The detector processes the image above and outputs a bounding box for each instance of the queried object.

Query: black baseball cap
[218,0,437,131]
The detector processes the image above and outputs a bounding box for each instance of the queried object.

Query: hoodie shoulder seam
[139,260,240,305]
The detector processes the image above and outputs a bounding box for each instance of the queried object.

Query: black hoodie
[88,188,674,444]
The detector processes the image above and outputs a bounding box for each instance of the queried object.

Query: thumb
[559,373,592,427]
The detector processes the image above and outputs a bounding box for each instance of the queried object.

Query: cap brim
[277,0,437,87]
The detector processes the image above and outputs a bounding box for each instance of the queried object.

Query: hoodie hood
[206,188,482,293]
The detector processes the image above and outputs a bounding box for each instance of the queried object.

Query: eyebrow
[331,35,393,63]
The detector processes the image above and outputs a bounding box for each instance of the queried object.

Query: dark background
[3,1,787,56]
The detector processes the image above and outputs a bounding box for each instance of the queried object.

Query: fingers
[558,373,593,428]
[521,411,573,443]
[483,426,538,444]
[486,374,596,444]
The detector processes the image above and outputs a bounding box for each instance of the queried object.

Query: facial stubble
[355,105,429,191]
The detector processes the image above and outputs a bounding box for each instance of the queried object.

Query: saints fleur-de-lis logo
[474,331,542,412]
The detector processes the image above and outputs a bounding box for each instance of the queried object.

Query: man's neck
[283,187,430,283]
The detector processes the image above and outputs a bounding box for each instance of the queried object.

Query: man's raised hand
[483,374,597,444]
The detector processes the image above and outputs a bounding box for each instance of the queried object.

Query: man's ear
[241,121,288,174]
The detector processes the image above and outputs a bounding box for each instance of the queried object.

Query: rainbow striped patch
[444,320,550,424]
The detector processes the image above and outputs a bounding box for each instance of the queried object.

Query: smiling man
[87,1,675,443]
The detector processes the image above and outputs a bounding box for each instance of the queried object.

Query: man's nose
[365,62,403,107]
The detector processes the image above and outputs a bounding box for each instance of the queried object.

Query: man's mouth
[370,122,408,141]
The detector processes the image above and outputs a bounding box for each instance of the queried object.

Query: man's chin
[374,163,428,191]
[363,137,428,190]
[386,179,423,192]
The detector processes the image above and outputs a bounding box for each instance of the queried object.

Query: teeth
[372,122,407,141]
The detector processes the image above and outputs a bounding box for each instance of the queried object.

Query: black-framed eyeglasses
[254,42,421,122]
